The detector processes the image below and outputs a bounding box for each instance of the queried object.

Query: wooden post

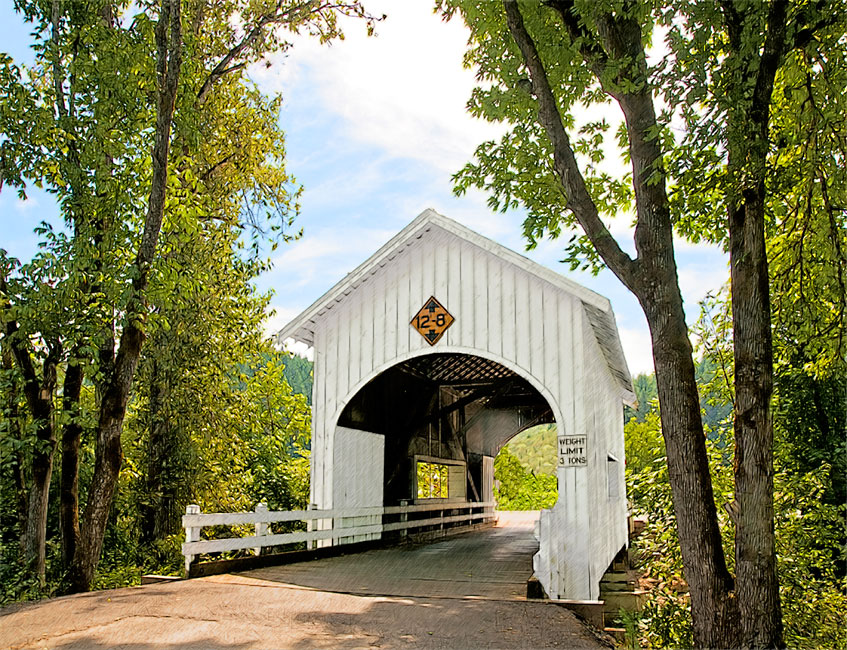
[254,502,268,556]
[400,499,409,541]
[307,503,317,550]
[184,504,201,576]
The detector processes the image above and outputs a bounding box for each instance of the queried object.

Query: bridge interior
[337,353,555,506]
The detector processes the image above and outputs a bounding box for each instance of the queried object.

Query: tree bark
[2,280,62,586]
[19,340,60,583]
[68,0,183,593]
[60,358,84,568]
[723,2,787,646]
[642,284,740,648]
[140,358,180,544]
[729,192,783,649]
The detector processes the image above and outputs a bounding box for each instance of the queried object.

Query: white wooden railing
[182,501,496,574]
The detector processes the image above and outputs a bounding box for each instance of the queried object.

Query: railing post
[254,502,268,556]
[399,500,409,541]
[184,504,201,576]
[307,503,317,550]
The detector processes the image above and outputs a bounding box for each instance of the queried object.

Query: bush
[494,448,557,510]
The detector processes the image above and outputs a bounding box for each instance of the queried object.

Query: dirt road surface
[0,512,605,649]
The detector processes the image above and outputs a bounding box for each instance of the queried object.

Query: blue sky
[0,1,730,376]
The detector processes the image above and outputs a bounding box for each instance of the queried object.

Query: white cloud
[245,1,721,384]
[263,308,315,360]
[263,305,304,336]
[678,259,729,310]
[14,195,39,213]
[251,1,503,174]
[618,327,655,376]
[269,224,397,289]
[436,190,517,241]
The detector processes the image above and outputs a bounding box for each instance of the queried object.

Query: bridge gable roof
[276,208,633,399]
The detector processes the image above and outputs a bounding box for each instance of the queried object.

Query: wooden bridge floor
[0,512,604,649]
[241,510,540,600]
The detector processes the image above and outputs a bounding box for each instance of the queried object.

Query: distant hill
[282,353,313,405]
[625,360,732,433]
[502,424,557,475]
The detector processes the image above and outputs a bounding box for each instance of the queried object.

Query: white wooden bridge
[183,209,634,601]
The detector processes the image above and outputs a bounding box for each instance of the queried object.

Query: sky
[0,1,730,376]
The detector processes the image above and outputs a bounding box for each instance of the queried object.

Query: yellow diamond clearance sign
[411,296,454,345]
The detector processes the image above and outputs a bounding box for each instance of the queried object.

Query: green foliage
[440,1,846,645]
[625,372,847,649]
[0,539,61,606]
[774,370,847,508]
[417,462,449,499]
[623,411,664,488]
[774,465,847,650]
[494,447,557,511]
[625,374,658,423]
[281,353,314,405]
[438,0,635,273]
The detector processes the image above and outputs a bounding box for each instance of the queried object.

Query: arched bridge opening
[337,352,556,509]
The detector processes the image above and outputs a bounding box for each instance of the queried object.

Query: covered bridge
[276,208,634,600]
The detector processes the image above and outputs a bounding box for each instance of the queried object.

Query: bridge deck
[241,510,539,600]
[0,512,604,649]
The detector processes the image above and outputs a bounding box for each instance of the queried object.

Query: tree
[0,0,377,592]
[438,1,845,646]
[134,225,272,546]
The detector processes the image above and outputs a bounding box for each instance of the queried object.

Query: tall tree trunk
[501,2,740,645]
[68,0,183,592]
[19,343,60,583]
[2,285,61,583]
[729,190,783,649]
[641,278,739,647]
[60,359,84,568]
[140,358,178,544]
[722,2,787,646]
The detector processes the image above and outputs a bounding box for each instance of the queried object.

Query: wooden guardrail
[182,501,496,574]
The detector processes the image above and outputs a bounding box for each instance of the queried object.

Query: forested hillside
[282,354,313,405]
[501,424,556,475]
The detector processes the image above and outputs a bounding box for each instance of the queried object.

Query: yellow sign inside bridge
[411,296,454,345]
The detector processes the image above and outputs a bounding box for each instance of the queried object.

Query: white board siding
[488,258,503,357]
[333,427,384,544]
[473,245,489,351]
[529,278,545,380]
[371,275,387,373]
[447,464,467,501]
[514,270,531,372]
[459,239,475,344]
[445,237,462,347]
[384,267,398,365]
[482,456,495,504]
[500,264,517,362]
[301,226,627,600]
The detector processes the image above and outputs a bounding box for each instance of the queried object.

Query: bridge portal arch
[276,209,635,600]
[336,350,559,508]
[332,345,565,436]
